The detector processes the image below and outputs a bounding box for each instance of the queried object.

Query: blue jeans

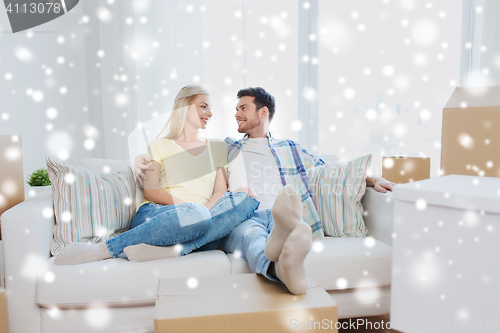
[105,191,260,258]
[222,209,280,283]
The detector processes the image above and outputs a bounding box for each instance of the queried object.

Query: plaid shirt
[225,133,325,241]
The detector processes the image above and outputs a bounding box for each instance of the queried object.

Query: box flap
[393,175,500,214]
[157,287,333,320]
[158,274,296,297]
[156,274,333,320]
[444,86,500,109]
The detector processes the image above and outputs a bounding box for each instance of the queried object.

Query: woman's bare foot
[124,243,181,262]
[54,242,111,265]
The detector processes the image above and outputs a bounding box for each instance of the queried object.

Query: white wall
[318,0,462,177]
[0,2,92,181]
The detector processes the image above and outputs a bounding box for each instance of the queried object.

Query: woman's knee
[230,192,260,216]
[184,203,212,230]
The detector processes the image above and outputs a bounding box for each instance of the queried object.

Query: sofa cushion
[227,253,253,275]
[306,237,392,290]
[47,157,137,256]
[36,250,231,308]
[227,237,392,291]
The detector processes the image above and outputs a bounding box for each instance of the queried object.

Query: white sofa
[1,157,394,333]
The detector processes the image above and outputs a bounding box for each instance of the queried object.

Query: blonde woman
[55,85,259,265]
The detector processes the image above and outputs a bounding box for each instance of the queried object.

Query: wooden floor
[339,314,403,333]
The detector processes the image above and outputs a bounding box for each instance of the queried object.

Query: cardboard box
[441,86,500,177]
[391,175,500,332]
[382,156,430,184]
[0,288,8,333]
[0,241,3,288]
[0,135,25,240]
[155,274,338,333]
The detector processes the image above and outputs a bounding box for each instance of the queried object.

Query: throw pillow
[307,154,372,237]
[46,157,136,256]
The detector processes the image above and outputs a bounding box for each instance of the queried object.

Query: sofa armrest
[1,195,54,333]
[362,187,394,246]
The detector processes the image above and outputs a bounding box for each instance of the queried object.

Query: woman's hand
[134,154,153,186]
[235,186,258,199]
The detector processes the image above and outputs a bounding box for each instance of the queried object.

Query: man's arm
[295,140,397,194]
[366,176,397,193]
[295,142,325,169]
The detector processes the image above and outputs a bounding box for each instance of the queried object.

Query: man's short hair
[237,87,276,121]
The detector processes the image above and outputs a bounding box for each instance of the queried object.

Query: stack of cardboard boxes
[0,135,24,333]
[383,86,500,184]
[441,86,500,178]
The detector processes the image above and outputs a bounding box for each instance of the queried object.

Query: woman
[55,85,259,265]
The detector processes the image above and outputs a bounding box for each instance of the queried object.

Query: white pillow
[47,157,136,255]
[307,154,372,237]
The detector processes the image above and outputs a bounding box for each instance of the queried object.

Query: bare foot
[265,185,302,262]
[275,222,312,295]
[54,242,111,265]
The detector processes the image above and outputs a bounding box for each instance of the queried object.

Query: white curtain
[80,0,301,161]
[460,0,500,87]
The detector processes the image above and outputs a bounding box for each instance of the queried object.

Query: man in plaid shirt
[216,87,394,295]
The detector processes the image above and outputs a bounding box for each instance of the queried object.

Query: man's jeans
[106,191,259,258]
[223,209,280,282]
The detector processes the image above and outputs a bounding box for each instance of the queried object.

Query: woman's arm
[143,160,187,206]
[204,167,228,210]
[134,153,153,186]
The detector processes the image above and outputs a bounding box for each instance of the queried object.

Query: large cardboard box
[0,135,25,240]
[0,288,8,333]
[382,156,430,184]
[441,86,500,177]
[155,274,338,333]
[391,175,500,332]
[0,241,3,288]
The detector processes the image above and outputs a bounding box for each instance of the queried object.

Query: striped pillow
[46,157,136,256]
[307,154,372,237]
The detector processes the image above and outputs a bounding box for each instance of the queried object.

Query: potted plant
[26,168,52,197]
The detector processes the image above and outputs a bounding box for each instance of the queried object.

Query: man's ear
[259,106,269,120]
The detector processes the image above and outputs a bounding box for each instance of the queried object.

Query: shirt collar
[241,131,275,143]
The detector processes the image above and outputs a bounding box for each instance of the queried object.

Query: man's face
[235,96,261,134]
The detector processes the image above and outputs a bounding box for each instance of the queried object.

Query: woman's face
[185,94,212,130]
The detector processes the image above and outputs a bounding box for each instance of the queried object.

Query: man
[135,87,395,294]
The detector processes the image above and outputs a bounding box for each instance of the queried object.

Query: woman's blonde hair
[156,84,210,140]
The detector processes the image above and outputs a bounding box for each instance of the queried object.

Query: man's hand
[134,154,154,186]
[367,176,397,193]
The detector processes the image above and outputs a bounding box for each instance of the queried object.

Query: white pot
[26,185,52,199]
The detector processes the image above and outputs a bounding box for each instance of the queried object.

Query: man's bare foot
[265,185,302,262]
[275,222,312,295]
